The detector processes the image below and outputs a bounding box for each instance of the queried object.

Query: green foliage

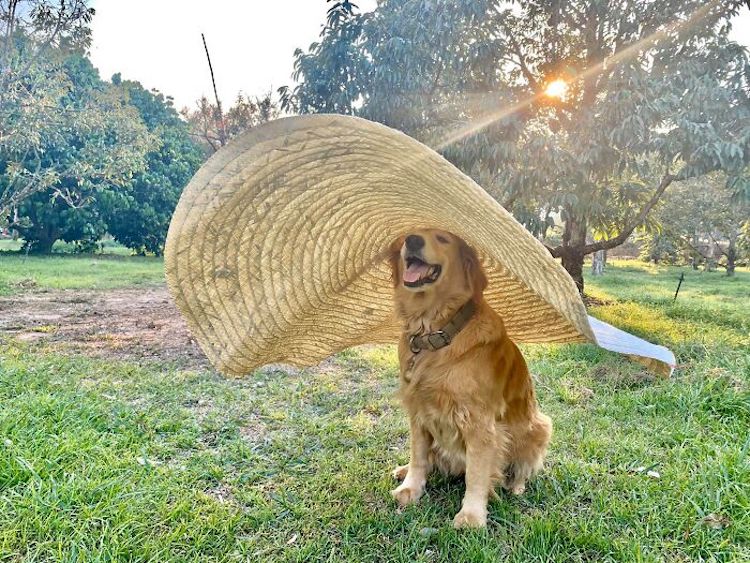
[741,220,750,256]
[0,2,195,256]
[11,60,203,256]
[635,230,679,265]
[15,189,107,253]
[11,55,159,252]
[283,0,750,290]
[637,173,750,273]
[100,79,203,255]
[0,2,154,218]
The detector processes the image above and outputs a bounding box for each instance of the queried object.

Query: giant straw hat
[165,114,675,377]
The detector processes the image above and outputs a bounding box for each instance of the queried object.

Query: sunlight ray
[434,0,722,152]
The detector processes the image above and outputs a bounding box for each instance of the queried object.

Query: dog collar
[409,299,477,354]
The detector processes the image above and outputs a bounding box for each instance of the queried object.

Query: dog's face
[389,229,487,306]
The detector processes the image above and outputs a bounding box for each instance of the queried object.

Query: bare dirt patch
[0,285,208,368]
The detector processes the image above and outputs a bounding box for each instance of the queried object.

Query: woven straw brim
[165,114,593,376]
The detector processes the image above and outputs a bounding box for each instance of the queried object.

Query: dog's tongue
[403,262,429,283]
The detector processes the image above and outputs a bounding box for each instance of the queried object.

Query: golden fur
[388,229,552,528]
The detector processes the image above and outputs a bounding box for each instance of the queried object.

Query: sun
[544,79,568,99]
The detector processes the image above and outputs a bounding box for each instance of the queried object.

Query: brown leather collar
[408,299,477,354]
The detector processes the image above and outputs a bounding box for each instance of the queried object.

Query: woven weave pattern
[164,115,592,376]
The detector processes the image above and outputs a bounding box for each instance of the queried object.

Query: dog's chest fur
[397,317,508,467]
[395,303,531,468]
[400,355,471,456]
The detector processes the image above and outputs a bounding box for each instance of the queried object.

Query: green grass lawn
[0,251,164,296]
[0,256,748,561]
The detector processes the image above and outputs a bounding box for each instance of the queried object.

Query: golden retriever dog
[388,229,552,528]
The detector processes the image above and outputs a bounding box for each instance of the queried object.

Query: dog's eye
[436,235,450,244]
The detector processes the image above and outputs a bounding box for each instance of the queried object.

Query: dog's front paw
[509,483,526,495]
[391,464,409,481]
[453,506,487,529]
[391,483,423,506]
[502,475,527,496]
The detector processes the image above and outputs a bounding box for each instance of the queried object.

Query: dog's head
[388,229,487,307]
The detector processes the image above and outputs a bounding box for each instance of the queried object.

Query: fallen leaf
[136,456,161,466]
[287,533,298,545]
[702,513,730,529]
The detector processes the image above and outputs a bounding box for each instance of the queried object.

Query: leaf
[701,513,731,530]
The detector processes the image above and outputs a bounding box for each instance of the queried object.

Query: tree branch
[504,30,538,90]
[672,231,728,269]
[707,231,730,259]
[582,172,675,254]
[502,190,520,210]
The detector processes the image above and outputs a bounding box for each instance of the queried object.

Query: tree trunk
[726,232,737,277]
[547,174,675,294]
[591,250,605,275]
[703,235,715,272]
[691,232,700,269]
[562,248,585,293]
[32,234,57,254]
[560,215,587,294]
[27,225,59,254]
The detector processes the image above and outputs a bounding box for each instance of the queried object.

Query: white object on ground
[588,316,676,377]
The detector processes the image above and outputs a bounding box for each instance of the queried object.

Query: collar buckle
[407,299,476,355]
[427,330,451,349]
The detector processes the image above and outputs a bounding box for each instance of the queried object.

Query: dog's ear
[460,239,487,300]
[387,237,404,287]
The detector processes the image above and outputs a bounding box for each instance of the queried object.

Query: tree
[100,77,204,255]
[181,92,279,155]
[0,1,153,219]
[12,53,155,251]
[637,173,750,275]
[15,189,107,253]
[282,0,750,293]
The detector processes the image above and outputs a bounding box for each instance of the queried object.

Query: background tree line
[0,0,277,255]
[1,0,748,284]
[637,172,749,274]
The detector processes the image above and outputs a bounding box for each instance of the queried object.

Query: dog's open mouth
[403,256,442,288]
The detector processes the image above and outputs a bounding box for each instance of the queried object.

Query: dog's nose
[405,234,425,251]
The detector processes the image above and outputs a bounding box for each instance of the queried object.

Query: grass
[0,251,163,296]
[0,256,748,561]
[0,240,23,252]
[0,238,135,255]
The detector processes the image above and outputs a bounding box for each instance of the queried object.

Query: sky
[90,0,376,111]
[89,1,750,112]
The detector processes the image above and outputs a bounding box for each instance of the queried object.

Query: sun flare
[544,79,568,99]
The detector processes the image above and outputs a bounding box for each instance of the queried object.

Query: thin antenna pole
[673,272,685,303]
[202,33,226,146]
